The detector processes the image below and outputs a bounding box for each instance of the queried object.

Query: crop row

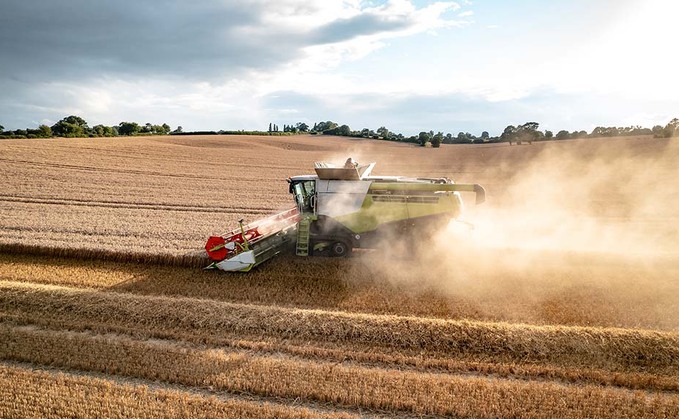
[0,362,343,419]
[2,323,677,417]
[1,280,677,375]
[0,243,207,268]
[4,250,678,334]
[0,193,276,215]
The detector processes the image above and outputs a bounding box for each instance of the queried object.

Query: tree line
[2,115,678,144]
[0,116,177,139]
[305,118,679,147]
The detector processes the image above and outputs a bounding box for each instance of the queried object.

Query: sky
[0,0,677,136]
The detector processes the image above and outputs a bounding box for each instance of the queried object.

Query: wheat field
[1,134,678,417]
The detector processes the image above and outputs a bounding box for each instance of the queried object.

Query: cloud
[0,0,467,129]
[0,0,462,83]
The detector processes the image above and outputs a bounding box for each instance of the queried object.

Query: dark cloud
[0,1,277,81]
[311,13,411,45]
[0,0,426,84]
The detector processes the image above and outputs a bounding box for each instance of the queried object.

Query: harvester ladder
[296,216,312,256]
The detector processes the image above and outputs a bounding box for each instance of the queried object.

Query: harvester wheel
[330,241,351,257]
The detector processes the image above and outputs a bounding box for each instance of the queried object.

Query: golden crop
[1,134,678,417]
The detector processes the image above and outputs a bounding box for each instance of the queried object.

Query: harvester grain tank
[205,160,485,271]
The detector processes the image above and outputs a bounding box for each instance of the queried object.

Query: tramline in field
[205,159,485,271]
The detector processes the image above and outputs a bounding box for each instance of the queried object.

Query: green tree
[545,130,553,139]
[51,115,88,138]
[360,128,374,138]
[325,124,352,136]
[118,121,141,136]
[376,126,390,139]
[36,125,51,138]
[456,132,469,143]
[516,122,540,143]
[418,131,431,146]
[313,121,338,132]
[500,125,517,143]
[431,132,443,148]
[140,123,153,134]
[0,125,4,133]
[91,124,106,137]
[296,122,309,132]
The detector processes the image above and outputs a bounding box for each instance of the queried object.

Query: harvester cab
[205,159,485,271]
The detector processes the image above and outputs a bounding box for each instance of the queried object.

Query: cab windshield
[290,180,316,213]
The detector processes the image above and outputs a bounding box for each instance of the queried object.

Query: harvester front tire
[331,241,351,257]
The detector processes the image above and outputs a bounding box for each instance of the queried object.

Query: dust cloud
[352,138,679,330]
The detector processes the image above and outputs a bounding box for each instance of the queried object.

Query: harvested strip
[0,243,207,268]
[1,280,678,374]
[2,313,676,393]
[1,324,678,418]
[3,250,677,334]
[0,194,274,214]
[0,362,348,419]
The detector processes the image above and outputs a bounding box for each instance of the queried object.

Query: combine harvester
[205,159,485,271]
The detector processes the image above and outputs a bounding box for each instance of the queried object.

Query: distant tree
[481,131,489,140]
[431,132,443,148]
[118,121,141,136]
[555,130,570,140]
[268,123,272,132]
[500,125,517,143]
[443,133,453,144]
[456,131,470,143]
[590,126,620,137]
[296,122,309,132]
[172,126,183,134]
[663,118,679,138]
[545,130,553,139]
[652,125,664,137]
[376,126,390,138]
[36,124,51,138]
[91,124,107,137]
[360,128,374,138]
[418,131,431,146]
[139,123,153,134]
[161,123,171,134]
[324,124,352,136]
[313,121,338,133]
[516,122,540,143]
[572,130,588,139]
[51,115,88,138]
[0,125,4,133]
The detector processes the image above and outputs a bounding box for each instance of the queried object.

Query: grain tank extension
[205,160,485,271]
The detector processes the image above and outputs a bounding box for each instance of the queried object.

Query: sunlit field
[1,134,678,417]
